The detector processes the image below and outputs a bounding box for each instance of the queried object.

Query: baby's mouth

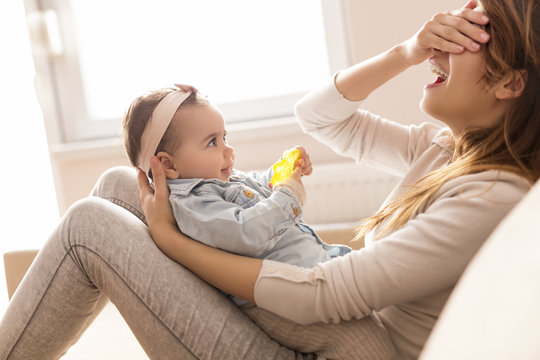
[429,63,448,84]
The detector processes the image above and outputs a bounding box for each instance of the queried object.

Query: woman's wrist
[390,42,416,67]
[335,45,412,101]
[148,220,181,249]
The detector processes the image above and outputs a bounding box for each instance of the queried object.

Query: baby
[122,85,351,305]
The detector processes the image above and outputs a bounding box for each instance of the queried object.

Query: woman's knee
[90,166,145,222]
[52,197,152,283]
[91,166,137,197]
[32,197,144,286]
[60,197,146,248]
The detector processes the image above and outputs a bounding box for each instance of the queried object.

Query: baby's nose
[224,144,234,157]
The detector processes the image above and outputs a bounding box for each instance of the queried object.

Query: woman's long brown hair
[356,0,540,240]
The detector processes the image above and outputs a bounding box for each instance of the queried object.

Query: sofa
[4,180,540,358]
[420,178,540,359]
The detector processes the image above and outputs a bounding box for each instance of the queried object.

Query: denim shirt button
[243,189,254,198]
[292,206,300,217]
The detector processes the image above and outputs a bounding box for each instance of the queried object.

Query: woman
[139,0,538,357]
[1,0,537,359]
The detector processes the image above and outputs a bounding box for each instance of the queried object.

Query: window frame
[25,0,351,144]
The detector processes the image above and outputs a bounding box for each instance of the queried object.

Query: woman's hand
[137,156,177,242]
[401,0,490,65]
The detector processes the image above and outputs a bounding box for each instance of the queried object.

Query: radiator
[301,162,399,225]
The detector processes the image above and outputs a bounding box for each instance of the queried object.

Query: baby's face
[171,103,234,181]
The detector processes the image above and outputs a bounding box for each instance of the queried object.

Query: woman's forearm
[335,44,411,101]
[153,224,262,303]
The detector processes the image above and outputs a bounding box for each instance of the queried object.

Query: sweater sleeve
[294,80,443,177]
[254,172,529,324]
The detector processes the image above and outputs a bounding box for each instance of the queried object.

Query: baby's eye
[208,138,217,147]
[223,131,228,144]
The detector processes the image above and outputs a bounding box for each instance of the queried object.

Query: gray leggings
[0,167,397,360]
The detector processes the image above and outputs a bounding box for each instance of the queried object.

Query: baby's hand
[270,146,312,186]
[274,161,307,206]
[270,148,300,185]
[287,159,304,184]
[295,146,313,177]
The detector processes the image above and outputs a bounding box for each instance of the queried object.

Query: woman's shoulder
[429,126,453,152]
[406,122,450,156]
[439,170,532,204]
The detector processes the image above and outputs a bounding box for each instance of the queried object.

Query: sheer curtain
[0,1,59,315]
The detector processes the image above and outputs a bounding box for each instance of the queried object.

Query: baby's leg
[242,306,399,360]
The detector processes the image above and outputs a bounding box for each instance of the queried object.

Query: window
[25,0,350,143]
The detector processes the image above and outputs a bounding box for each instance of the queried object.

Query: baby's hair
[122,88,209,173]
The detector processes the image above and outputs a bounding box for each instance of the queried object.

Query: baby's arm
[170,147,311,256]
[170,184,303,257]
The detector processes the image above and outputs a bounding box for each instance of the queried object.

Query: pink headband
[137,89,192,174]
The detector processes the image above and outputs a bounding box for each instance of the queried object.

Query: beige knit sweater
[254,81,530,359]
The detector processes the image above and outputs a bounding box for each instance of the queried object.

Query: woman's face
[420,49,500,133]
[420,2,508,134]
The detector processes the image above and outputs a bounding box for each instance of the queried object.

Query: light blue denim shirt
[167,168,351,303]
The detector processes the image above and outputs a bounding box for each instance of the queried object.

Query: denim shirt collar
[167,169,246,196]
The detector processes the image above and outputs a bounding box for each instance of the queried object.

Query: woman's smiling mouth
[429,63,448,83]
[426,58,449,88]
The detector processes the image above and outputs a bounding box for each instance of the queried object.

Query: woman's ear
[156,151,180,179]
[494,69,527,100]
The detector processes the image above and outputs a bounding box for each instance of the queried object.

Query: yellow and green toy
[270,149,301,186]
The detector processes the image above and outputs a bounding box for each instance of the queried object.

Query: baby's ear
[495,69,527,100]
[156,151,180,179]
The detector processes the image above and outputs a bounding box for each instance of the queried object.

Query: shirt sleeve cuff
[254,260,326,325]
[275,178,306,207]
